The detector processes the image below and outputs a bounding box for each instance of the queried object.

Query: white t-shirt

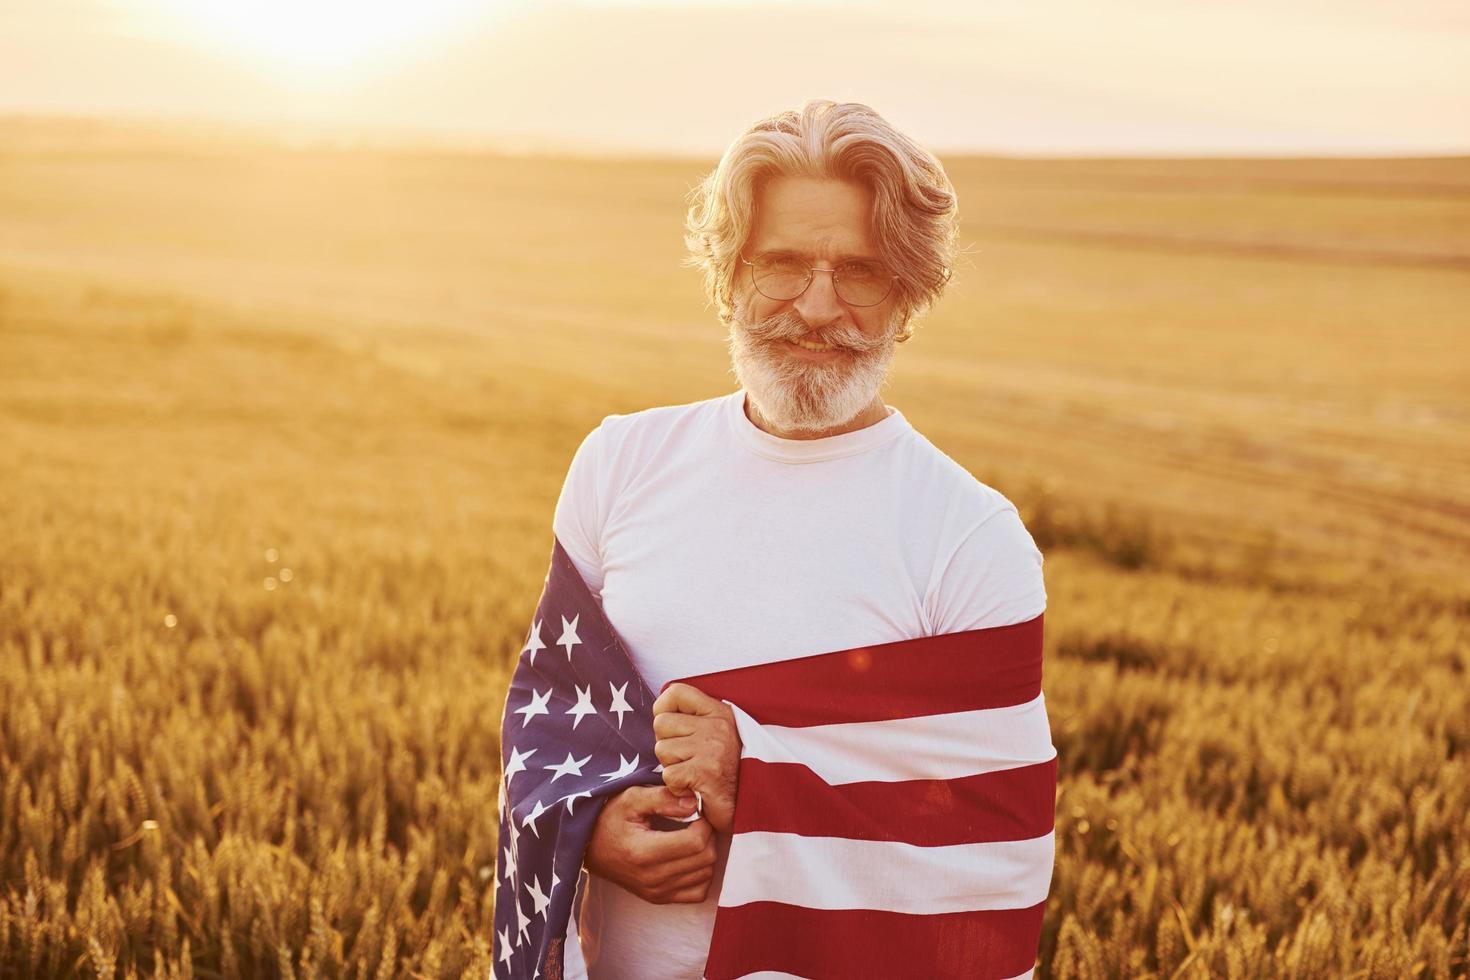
[551,389,1048,980]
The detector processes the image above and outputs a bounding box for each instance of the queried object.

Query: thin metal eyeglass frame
[739,253,899,308]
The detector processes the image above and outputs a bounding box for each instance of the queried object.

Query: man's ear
[894,311,915,344]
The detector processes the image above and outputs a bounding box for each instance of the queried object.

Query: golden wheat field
[1,119,1468,978]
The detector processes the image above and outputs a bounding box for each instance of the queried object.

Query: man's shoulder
[898,423,1021,529]
[597,391,734,429]
[900,427,1047,626]
[589,391,736,451]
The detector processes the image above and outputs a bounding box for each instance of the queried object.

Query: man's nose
[792,268,846,327]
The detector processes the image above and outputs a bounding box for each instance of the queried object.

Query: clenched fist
[651,683,741,835]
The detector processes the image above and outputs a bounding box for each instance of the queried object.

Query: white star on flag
[544,752,591,783]
[521,799,549,838]
[557,614,582,660]
[565,685,596,729]
[600,753,640,782]
[513,688,552,727]
[503,746,536,788]
[500,843,517,885]
[562,790,591,815]
[522,619,546,665]
[498,927,514,965]
[515,897,532,944]
[608,681,633,728]
[526,876,551,918]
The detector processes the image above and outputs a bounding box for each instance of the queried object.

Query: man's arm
[929,504,1047,633]
[550,422,721,903]
[552,423,608,595]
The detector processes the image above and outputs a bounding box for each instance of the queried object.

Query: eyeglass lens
[749,255,893,307]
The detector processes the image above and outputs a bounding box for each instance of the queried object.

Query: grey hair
[683,100,958,340]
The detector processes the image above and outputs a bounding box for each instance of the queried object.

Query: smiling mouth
[788,337,838,352]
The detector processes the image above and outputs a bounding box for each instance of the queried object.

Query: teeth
[791,338,835,352]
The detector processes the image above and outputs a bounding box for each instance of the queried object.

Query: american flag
[493,538,1055,979]
[492,538,665,980]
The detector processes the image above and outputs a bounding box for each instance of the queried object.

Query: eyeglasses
[740,252,899,307]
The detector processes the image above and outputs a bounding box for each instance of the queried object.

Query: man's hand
[652,683,741,835]
[584,785,717,904]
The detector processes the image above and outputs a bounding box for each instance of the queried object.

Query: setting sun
[147,0,483,75]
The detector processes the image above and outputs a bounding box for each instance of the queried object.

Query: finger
[644,846,718,884]
[664,880,713,904]
[652,682,721,718]
[619,784,698,820]
[661,758,705,799]
[664,769,696,799]
[662,759,719,795]
[654,736,698,767]
[652,712,699,739]
[654,865,715,896]
[667,865,716,889]
[635,818,713,862]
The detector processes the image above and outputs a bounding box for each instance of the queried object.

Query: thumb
[619,784,698,821]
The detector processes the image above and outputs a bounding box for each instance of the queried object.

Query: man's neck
[743,393,892,441]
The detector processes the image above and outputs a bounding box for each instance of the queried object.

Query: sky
[2,0,1467,155]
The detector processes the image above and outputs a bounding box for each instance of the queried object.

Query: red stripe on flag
[703,900,1045,980]
[671,613,1044,728]
[732,757,1057,846]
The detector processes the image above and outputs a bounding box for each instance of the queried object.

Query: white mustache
[740,310,891,354]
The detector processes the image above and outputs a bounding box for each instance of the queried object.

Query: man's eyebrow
[755,247,884,263]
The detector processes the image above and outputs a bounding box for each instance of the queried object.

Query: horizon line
[3,110,1468,162]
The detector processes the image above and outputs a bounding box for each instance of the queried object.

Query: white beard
[727,302,899,436]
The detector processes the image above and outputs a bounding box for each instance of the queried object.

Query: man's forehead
[749,177,879,257]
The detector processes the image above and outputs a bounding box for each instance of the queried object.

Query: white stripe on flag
[717,831,1055,915]
[726,694,1055,785]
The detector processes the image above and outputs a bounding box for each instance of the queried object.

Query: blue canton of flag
[492,538,665,980]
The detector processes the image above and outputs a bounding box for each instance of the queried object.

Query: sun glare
[153,0,482,76]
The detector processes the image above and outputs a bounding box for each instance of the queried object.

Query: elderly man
[550,100,1050,979]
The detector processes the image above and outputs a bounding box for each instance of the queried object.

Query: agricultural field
[1,119,1468,977]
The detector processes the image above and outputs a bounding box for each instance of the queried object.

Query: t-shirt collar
[725,389,911,463]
